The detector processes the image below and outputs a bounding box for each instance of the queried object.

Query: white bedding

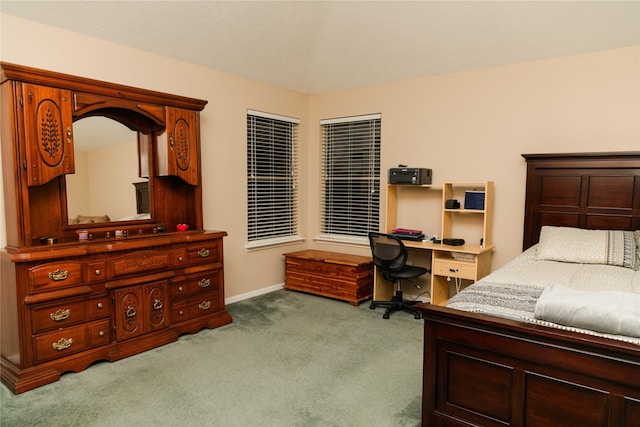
[534,284,640,338]
[447,245,640,345]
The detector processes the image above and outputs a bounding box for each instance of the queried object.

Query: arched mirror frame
[1,62,208,248]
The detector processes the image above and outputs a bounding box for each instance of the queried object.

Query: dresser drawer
[171,292,219,323]
[86,260,108,283]
[169,248,188,267]
[31,295,111,334]
[187,241,221,266]
[432,258,477,280]
[88,320,112,347]
[87,295,112,319]
[33,319,110,363]
[109,250,172,278]
[31,298,87,333]
[170,270,221,299]
[28,261,83,293]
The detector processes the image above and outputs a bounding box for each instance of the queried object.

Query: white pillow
[536,226,608,264]
[536,226,637,268]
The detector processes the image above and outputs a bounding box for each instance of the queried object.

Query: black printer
[388,167,432,185]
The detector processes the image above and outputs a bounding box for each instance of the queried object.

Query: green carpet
[0,290,423,426]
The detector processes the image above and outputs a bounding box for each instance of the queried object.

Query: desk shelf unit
[442,181,494,248]
[382,181,494,306]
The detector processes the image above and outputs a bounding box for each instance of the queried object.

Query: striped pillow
[536,226,636,269]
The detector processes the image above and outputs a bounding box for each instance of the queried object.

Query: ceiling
[2,1,639,94]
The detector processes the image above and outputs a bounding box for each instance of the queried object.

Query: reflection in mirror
[66,116,151,225]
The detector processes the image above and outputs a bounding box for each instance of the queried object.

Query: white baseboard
[225,283,285,305]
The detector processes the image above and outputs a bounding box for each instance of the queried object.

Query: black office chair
[368,232,429,319]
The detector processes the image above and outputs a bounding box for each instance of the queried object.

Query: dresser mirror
[1,62,207,248]
[66,116,152,225]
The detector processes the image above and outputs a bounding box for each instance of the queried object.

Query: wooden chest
[284,250,373,306]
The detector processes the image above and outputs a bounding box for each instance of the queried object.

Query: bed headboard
[522,151,640,250]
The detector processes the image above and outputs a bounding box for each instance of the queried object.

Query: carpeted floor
[0,290,424,427]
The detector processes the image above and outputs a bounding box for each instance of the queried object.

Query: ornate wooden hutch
[0,63,231,393]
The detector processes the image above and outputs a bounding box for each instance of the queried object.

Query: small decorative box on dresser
[283,250,373,306]
[0,63,232,393]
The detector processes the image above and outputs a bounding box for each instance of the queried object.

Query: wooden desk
[284,250,373,306]
[382,182,494,305]
[373,241,494,306]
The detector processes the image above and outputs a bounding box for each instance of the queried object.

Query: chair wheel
[369,303,376,310]
[414,313,422,319]
[383,313,390,319]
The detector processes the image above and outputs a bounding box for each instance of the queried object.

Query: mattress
[447,245,640,345]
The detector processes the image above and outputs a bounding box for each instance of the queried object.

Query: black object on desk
[443,238,465,246]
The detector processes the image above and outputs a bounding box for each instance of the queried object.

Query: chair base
[370,290,422,319]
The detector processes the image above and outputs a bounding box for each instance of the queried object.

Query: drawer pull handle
[48,269,69,281]
[178,286,184,292]
[197,248,210,258]
[198,301,211,311]
[52,337,73,351]
[97,302,103,309]
[50,308,70,322]
[99,330,105,336]
[152,299,163,311]
[126,305,137,318]
[198,278,211,288]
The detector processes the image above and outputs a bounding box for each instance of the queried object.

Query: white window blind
[320,114,381,239]
[247,110,299,247]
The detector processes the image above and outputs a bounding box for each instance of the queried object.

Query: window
[320,114,381,242]
[246,110,300,248]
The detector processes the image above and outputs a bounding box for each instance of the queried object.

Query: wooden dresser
[0,63,231,393]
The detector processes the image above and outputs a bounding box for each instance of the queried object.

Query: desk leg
[372,266,394,302]
[430,275,450,305]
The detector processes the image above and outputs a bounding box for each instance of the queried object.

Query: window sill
[313,234,369,246]
[245,235,305,251]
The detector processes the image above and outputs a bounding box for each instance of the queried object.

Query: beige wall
[307,46,640,270]
[1,14,639,302]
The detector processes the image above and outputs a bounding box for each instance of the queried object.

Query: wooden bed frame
[416,152,640,427]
